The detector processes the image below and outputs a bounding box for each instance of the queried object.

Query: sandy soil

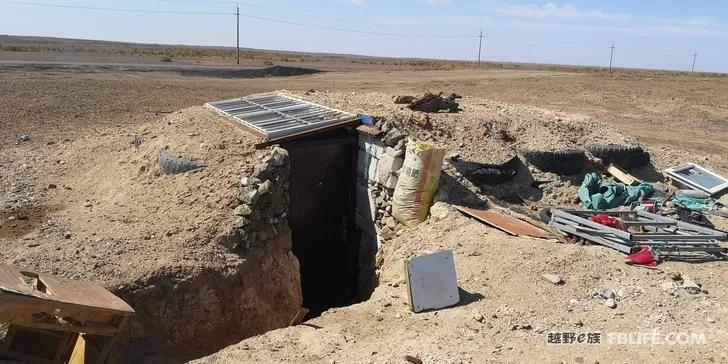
[198,208,728,364]
[2,59,728,362]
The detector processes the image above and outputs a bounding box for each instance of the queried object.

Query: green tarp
[672,195,722,211]
[579,172,654,210]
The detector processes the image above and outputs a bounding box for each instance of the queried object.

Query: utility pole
[692,51,697,73]
[477,30,483,68]
[609,42,615,71]
[236,3,240,65]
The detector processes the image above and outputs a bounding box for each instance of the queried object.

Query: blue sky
[1,0,727,72]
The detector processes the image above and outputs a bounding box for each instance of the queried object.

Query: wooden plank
[356,124,383,137]
[457,206,552,239]
[0,265,134,318]
[255,119,360,148]
[607,163,640,185]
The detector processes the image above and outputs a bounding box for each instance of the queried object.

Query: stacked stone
[355,118,407,243]
[222,147,290,252]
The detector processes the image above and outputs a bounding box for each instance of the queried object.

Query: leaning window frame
[665,162,728,195]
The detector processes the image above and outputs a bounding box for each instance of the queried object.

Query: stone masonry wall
[355,119,407,296]
[216,146,290,252]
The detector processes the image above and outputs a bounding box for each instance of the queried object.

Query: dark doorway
[284,129,360,316]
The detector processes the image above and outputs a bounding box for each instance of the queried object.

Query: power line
[0,0,232,15]
[235,1,472,32]
[485,35,600,50]
[702,55,728,63]
[152,0,487,32]
[237,13,474,38]
[619,47,688,58]
[152,0,234,4]
[0,0,474,38]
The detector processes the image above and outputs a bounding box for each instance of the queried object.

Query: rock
[382,129,406,147]
[380,226,395,240]
[241,176,261,187]
[18,135,31,142]
[429,201,451,221]
[472,312,485,323]
[707,317,716,323]
[27,242,40,248]
[661,281,677,292]
[542,274,565,285]
[384,174,398,189]
[239,187,260,204]
[7,216,16,221]
[600,289,616,300]
[376,154,404,184]
[234,217,251,228]
[681,277,702,294]
[404,355,422,364]
[410,113,431,128]
[83,201,92,207]
[252,164,273,180]
[234,204,253,216]
[258,180,272,195]
[669,271,682,281]
[605,298,617,309]
[394,95,416,104]
[270,194,285,215]
[47,184,57,189]
[63,232,72,239]
[385,146,404,158]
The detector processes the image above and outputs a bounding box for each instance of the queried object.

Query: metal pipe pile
[548,209,727,256]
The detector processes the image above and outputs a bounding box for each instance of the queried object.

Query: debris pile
[407,92,462,113]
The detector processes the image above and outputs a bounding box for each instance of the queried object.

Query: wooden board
[607,163,640,185]
[0,265,134,315]
[457,206,552,239]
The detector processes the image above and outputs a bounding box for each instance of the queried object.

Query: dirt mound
[293,91,634,165]
[176,65,322,79]
[0,106,302,360]
[3,106,262,286]
[294,91,638,202]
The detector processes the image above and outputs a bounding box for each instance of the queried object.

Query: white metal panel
[405,250,460,313]
[206,92,358,140]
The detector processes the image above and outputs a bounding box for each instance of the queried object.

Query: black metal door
[285,131,358,315]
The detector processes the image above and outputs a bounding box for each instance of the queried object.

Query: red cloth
[590,214,622,229]
[626,246,658,268]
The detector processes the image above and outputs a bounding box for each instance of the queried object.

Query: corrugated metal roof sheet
[206,92,359,140]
